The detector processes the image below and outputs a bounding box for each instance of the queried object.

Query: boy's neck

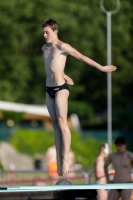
[46,37,59,47]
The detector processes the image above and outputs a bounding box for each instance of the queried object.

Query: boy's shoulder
[57,40,73,53]
[42,44,46,51]
[108,152,117,159]
[126,151,133,159]
[57,40,66,48]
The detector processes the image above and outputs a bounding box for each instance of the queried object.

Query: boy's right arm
[61,43,117,73]
[42,44,45,52]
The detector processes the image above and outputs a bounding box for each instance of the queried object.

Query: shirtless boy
[42,18,117,177]
[94,143,110,200]
[104,136,133,200]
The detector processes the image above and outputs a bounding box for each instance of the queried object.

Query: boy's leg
[46,93,63,176]
[121,189,132,200]
[108,190,120,200]
[55,89,71,176]
[97,189,108,200]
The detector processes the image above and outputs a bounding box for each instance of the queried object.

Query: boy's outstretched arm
[61,43,117,72]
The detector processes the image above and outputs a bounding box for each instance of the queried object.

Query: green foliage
[10,128,133,168]
[113,108,133,129]
[127,141,133,152]
[0,162,4,170]
[10,129,54,157]
[10,129,105,168]
[68,101,93,119]
[2,111,24,122]
[71,131,105,168]
[0,0,133,129]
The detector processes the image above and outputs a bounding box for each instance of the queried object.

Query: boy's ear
[54,30,58,35]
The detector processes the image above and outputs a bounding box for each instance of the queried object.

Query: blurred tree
[10,128,105,168]
[2,111,24,122]
[9,128,133,168]
[10,129,54,157]
[0,0,133,129]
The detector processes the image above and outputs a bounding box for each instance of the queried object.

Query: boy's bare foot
[62,158,70,177]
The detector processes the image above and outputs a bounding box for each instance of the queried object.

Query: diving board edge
[0,183,133,192]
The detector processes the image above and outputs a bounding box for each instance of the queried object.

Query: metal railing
[0,169,90,186]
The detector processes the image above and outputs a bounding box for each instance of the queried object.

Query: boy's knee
[57,117,67,127]
[52,117,67,128]
[52,118,58,126]
[57,117,63,126]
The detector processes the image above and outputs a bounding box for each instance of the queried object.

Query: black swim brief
[116,189,122,193]
[116,182,132,193]
[46,82,69,98]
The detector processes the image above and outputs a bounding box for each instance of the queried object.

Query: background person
[45,145,58,178]
[104,136,133,200]
[94,143,110,200]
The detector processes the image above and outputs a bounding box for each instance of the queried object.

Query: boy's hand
[64,74,74,85]
[101,65,117,72]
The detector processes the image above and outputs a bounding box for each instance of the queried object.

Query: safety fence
[0,169,90,186]
[1,169,132,186]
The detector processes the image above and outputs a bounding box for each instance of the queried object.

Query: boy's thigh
[97,189,108,200]
[108,189,120,200]
[121,189,132,200]
[55,90,69,118]
[46,93,57,120]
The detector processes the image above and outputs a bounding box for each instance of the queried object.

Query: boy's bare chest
[113,155,131,168]
[44,47,60,61]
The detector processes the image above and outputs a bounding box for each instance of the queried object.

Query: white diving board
[0,183,133,192]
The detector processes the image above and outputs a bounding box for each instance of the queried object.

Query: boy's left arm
[64,73,74,85]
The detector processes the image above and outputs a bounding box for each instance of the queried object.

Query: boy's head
[42,19,58,43]
[114,136,126,153]
[114,136,126,145]
[99,143,109,157]
[42,19,58,32]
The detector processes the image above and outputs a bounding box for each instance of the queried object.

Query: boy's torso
[43,41,67,86]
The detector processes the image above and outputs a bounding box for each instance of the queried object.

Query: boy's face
[116,143,126,154]
[42,26,57,43]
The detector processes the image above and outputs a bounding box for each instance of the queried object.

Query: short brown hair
[114,136,126,145]
[42,19,58,31]
[99,144,106,152]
